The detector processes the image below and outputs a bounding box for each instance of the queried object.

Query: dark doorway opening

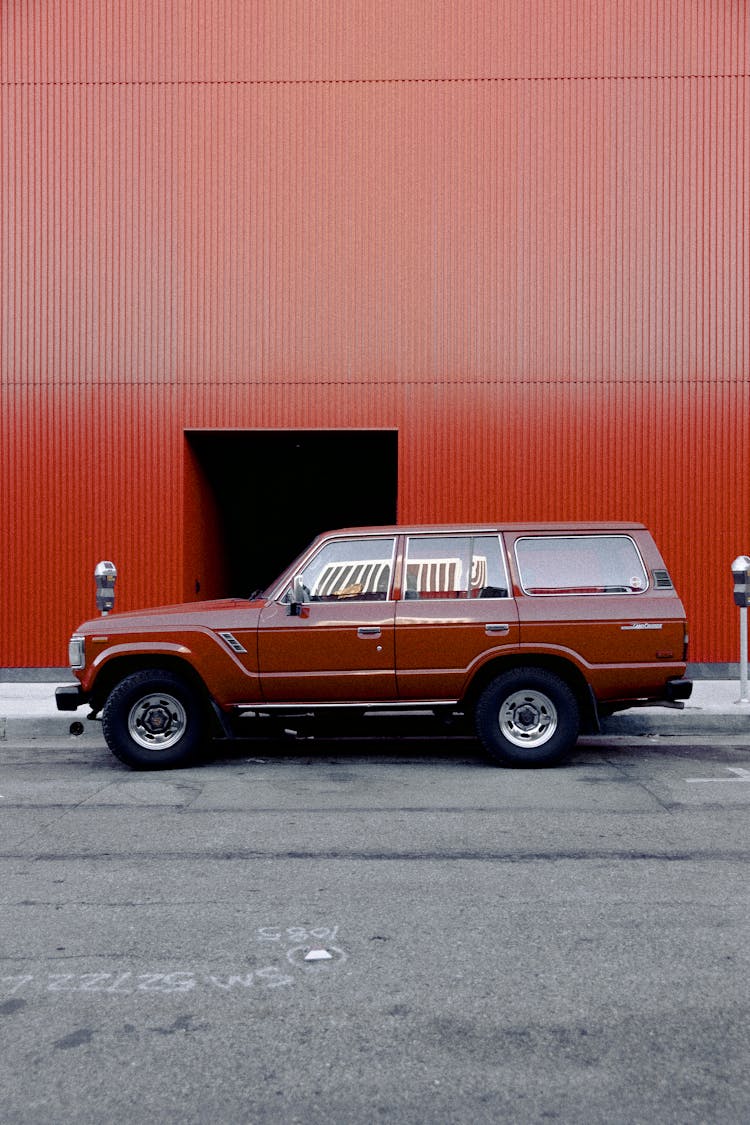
[185,429,399,598]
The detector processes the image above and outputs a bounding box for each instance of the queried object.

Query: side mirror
[287,575,309,616]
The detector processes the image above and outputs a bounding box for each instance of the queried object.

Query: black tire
[101,669,206,770]
[474,667,579,767]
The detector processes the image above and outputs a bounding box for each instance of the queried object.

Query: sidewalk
[1,679,749,744]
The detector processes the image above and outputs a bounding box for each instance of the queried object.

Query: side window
[515,535,648,595]
[470,535,510,599]
[403,535,509,600]
[295,538,395,602]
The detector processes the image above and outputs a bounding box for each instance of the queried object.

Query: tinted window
[515,535,647,595]
[403,535,508,600]
[295,538,395,602]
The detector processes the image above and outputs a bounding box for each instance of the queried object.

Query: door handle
[485,623,510,636]
[357,626,382,639]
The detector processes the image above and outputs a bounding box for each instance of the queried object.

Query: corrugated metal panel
[2,1,749,665]
[4,1,748,82]
[5,74,747,387]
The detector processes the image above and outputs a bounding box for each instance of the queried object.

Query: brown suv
[57,523,691,769]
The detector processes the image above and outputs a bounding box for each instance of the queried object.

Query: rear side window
[403,535,509,600]
[515,535,648,595]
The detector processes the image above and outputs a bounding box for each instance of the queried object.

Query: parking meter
[731,556,750,607]
[731,556,750,704]
[94,560,117,615]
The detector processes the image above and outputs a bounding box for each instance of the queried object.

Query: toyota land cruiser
[57,522,692,769]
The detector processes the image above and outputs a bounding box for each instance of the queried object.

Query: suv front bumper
[56,684,85,712]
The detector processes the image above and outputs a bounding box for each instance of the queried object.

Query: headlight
[68,634,85,670]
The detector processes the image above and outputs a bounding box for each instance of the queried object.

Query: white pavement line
[686,767,750,783]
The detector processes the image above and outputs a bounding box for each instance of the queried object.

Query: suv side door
[257,535,397,703]
[394,533,519,701]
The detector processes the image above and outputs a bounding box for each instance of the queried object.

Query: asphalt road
[2,732,750,1124]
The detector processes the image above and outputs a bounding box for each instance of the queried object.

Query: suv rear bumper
[56,684,85,711]
[665,677,693,702]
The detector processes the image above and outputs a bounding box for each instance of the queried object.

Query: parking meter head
[731,556,750,608]
[94,560,117,615]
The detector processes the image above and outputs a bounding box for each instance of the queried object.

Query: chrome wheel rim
[498,689,558,748]
[128,693,187,751]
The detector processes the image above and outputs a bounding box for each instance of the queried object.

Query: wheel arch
[89,656,215,722]
[462,655,600,733]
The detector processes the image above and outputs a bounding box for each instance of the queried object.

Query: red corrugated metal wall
[2,1,749,666]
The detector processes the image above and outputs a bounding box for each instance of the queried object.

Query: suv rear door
[395,533,519,701]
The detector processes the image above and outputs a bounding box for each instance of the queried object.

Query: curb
[601,709,750,738]
[0,714,106,744]
[2,705,749,745]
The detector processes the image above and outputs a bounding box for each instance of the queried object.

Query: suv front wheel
[475,668,579,767]
[102,669,206,770]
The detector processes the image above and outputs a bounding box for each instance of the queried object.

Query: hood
[76,597,267,634]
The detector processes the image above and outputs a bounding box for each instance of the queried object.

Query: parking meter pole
[740,606,749,705]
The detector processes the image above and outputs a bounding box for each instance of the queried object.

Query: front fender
[80,627,264,709]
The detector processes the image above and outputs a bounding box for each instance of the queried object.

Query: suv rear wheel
[475,667,579,767]
[102,669,206,770]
